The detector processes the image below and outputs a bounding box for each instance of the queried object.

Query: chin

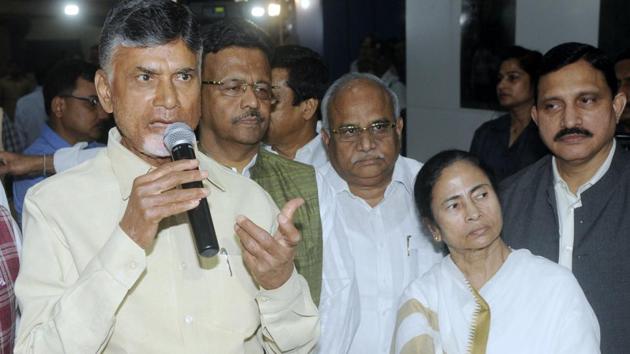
[142,135,170,157]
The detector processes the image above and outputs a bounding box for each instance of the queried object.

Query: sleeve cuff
[97,225,147,289]
[256,268,303,312]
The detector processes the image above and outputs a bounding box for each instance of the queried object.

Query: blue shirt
[12,125,104,223]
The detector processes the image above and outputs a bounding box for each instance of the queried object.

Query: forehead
[73,77,96,94]
[499,58,524,73]
[330,80,393,126]
[271,67,289,83]
[111,39,198,73]
[203,47,270,80]
[434,161,490,198]
[615,59,630,77]
[537,60,611,100]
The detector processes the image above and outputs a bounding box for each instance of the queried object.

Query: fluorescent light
[64,3,79,16]
[268,3,281,17]
[300,0,311,10]
[251,6,265,17]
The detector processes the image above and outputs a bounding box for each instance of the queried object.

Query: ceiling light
[300,0,311,10]
[64,3,79,16]
[251,6,265,17]
[268,3,281,17]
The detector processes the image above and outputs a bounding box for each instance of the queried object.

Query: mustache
[231,109,263,124]
[351,153,385,164]
[554,127,593,141]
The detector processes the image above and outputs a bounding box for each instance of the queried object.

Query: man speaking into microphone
[14,0,319,353]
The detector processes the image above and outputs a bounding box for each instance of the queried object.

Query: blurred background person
[614,48,630,151]
[469,46,548,181]
[12,59,109,222]
[265,44,329,168]
[392,150,599,354]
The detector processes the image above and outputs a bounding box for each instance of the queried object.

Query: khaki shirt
[15,128,319,353]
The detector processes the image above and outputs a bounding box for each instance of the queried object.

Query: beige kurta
[14,128,319,353]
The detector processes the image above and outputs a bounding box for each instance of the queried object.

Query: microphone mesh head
[163,122,196,151]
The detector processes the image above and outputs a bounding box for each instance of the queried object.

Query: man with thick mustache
[197,19,324,304]
[316,73,443,353]
[500,42,630,353]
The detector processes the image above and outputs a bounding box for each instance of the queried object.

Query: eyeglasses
[331,121,397,142]
[202,79,275,101]
[60,95,101,109]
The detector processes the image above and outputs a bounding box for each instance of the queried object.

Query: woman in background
[391,150,599,354]
[470,46,548,182]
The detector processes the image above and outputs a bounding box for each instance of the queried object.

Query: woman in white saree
[391,150,600,354]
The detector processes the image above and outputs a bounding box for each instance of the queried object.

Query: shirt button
[184,315,193,324]
[579,220,584,224]
[180,262,187,270]
[129,261,137,269]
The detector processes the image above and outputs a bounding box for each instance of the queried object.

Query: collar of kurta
[106,127,225,200]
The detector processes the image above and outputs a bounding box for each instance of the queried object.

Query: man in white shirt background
[317,72,443,354]
[265,44,329,168]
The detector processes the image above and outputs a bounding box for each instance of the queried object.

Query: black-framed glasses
[331,121,397,142]
[60,95,101,109]
[202,79,274,101]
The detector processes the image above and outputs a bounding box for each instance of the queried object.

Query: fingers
[277,198,304,246]
[235,216,277,261]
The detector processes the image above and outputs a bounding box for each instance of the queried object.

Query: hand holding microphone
[164,122,220,258]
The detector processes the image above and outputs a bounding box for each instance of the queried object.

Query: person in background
[317,72,442,354]
[470,46,548,182]
[614,48,630,150]
[12,59,109,222]
[0,179,21,353]
[500,42,629,353]
[391,149,599,354]
[265,44,329,168]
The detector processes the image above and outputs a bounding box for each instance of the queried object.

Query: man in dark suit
[500,42,629,353]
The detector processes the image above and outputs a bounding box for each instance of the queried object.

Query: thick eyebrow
[338,117,391,128]
[540,88,601,102]
[176,67,196,75]
[135,66,159,75]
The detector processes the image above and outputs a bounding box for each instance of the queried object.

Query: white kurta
[317,156,443,354]
[392,249,600,354]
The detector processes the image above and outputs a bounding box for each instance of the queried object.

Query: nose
[561,102,582,128]
[465,200,481,222]
[240,84,260,110]
[357,129,376,152]
[154,78,179,109]
[497,77,507,91]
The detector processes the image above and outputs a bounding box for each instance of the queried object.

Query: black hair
[499,45,542,82]
[535,42,618,103]
[202,18,272,60]
[414,150,498,226]
[616,47,630,64]
[99,0,201,73]
[43,59,98,116]
[271,45,329,107]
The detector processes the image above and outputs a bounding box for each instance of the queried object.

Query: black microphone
[164,122,219,258]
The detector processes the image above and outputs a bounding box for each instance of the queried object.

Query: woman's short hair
[414,150,497,226]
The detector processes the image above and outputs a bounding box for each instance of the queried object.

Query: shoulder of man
[499,154,553,201]
[25,148,114,205]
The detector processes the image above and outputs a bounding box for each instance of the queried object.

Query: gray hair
[321,72,400,132]
[99,0,202,76]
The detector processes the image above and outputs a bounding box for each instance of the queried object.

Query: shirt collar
[40,124,72,150]
[107,128,224,199]
[552,139,616,196]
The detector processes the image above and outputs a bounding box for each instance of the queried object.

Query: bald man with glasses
[317,72,443,354]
